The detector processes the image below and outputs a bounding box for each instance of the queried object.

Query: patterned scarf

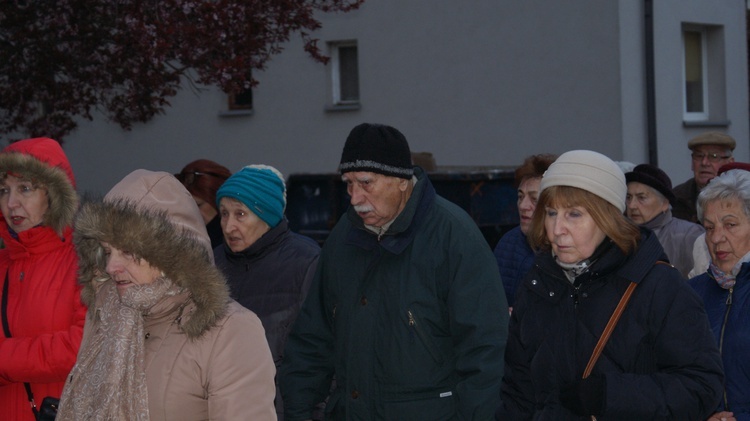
[57,277,184,421]
[708,250,750,289]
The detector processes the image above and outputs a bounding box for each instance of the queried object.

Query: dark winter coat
[214,219,320,419]
[672,178,700,223]
[690,266,750,420]
[280,168,508,421]
[500,229,724,420]
[493,225,535,307]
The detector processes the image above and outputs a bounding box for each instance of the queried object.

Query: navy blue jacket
[690,265,750,420]
[500,230,724,420]
[493,225,535,307]
[214,219,320,419]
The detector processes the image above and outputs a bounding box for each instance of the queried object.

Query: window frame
[682,27,709,122]
[329,41,360,106]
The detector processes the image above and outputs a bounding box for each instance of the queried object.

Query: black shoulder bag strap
[1,271,40,418]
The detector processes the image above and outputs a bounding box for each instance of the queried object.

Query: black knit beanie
[339,123,414,179]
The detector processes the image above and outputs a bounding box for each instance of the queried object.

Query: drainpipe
[645,0,658,165]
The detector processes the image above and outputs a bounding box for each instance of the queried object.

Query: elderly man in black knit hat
[626,163,704,276]
[280,123,508,421]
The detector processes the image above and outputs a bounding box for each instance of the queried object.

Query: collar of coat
[535,228,671,287]
[220,218,289,261]
[345,167,434,255]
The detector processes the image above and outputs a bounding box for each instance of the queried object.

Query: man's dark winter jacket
[280,168,508,421]
[672,178,700,223]
[500,229,724,420]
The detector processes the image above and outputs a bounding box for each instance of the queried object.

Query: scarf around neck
[708,250,750,289]
[57,277,186,421]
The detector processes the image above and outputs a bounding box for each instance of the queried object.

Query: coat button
[531,279,538,285]
[582,292,588,298]
[549,291,555,297]
[351,390,360,399]
[360,296,367,306]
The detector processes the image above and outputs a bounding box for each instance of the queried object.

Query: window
[682,24,727,124]
[228,87,253,111]
[330,41,360,106]
[683,29,707,120]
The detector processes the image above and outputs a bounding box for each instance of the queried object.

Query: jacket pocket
[383,390,456,421]
[404,309,445,365]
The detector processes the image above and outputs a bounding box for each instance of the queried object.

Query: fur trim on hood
[0,138,77,234]
[74,170,228,338]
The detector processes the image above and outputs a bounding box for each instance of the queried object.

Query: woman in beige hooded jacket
[57,169,276,420]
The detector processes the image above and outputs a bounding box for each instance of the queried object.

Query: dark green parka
[280,168,508,420]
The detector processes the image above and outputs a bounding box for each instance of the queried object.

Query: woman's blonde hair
[528,185,640,255]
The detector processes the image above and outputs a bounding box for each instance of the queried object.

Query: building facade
[59,0,747,196]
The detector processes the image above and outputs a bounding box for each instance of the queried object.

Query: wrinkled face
[517,177,541,235]
[342,171,410,228]
[219,198,270,252]
[626,182,669,225]
[702,198,750,273]
[0,174,49,233]
[544,204,606,264]
[691,145,734,188]
[192,194,216,225]
[102,242,162,296]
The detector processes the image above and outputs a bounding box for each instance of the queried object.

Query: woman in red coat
[0,137,85,420]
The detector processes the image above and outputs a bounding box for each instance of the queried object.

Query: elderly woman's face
[102,242,162,296]
[544,204,606,264]
[703,198,750,273]
[626,182,669,225]
[219,198,270,252]
[0,174,48,233]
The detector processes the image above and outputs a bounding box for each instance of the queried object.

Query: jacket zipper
[407,310,444,365]
[718,287,733,411]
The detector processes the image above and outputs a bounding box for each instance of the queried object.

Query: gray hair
[697,169,750,222]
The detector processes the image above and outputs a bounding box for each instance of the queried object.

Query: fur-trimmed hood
[74,169,229,338]
[0,137,77,234]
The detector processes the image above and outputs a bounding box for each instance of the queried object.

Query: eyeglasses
[691,152,731,163]
[175,171,228,186]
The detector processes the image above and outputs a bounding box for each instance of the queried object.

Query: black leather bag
[36,396,59,421]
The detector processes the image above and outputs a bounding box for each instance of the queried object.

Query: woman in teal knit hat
[214,165,323,421]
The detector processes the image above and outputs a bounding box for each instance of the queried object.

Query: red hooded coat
[0,138,85,421]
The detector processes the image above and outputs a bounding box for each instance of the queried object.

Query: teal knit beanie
[216,165,286,228]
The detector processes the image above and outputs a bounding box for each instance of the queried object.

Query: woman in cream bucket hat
[498,150,724,420]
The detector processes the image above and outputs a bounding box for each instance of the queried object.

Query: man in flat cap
[672,132,735,223]
[280,123,508,420]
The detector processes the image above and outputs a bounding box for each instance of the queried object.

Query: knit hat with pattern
[339,123,414,179]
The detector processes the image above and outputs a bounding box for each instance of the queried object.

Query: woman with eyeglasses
[0,138,86,421]
[176,159,231,249]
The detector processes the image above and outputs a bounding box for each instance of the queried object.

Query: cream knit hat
[540,150,627,212]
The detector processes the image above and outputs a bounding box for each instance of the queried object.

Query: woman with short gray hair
[690,168,750,421]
